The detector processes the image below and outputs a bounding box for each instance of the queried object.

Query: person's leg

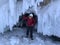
[26,27,29,37]
[30,27,33,40]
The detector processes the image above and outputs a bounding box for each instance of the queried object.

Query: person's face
[29,16,33,19]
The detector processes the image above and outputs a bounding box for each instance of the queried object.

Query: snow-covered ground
[0,28,60,45]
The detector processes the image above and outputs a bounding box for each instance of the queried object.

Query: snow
[0,29,60,45]
[10,36,20,45]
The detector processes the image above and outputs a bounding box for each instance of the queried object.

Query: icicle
[9,0,17,30]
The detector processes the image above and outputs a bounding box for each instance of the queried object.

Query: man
[23,13,35,40]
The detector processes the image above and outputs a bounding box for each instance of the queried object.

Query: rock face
[40,0,51,7]
[43,0,51,5]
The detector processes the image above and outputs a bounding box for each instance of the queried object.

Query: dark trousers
[26,26,33,39]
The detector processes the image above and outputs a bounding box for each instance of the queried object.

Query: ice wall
[9,0,17,30]
[0,3,9,33]
[37,0,60,37]
[0,0,18,33]
[22,0,43,14]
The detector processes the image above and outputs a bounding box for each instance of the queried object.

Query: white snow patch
[9,36,20,45]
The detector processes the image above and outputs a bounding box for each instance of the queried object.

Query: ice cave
[0,0,60,38]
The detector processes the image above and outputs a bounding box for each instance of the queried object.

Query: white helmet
[29,14,33,17]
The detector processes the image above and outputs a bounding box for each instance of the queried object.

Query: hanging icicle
[9,0,17,30]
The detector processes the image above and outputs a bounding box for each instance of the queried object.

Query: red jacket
[23,16,35,26]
